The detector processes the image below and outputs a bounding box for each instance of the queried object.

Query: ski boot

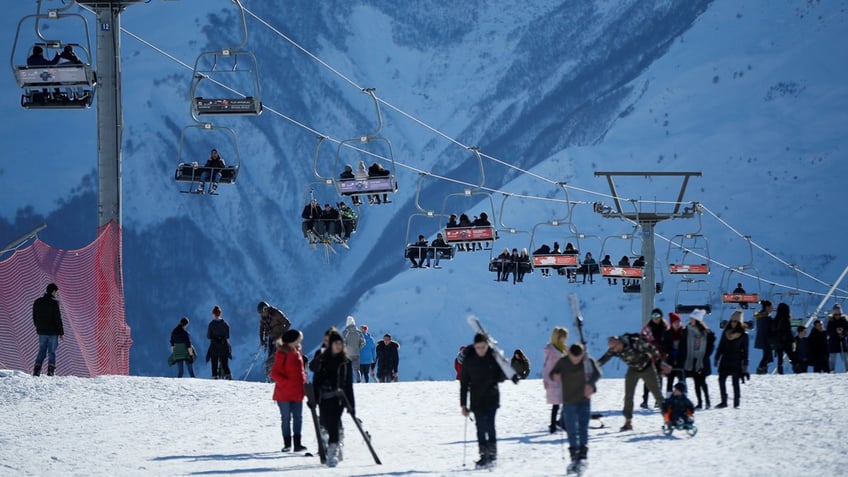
[33,364,41,377]
[326,443,339,467]
[566,448,579,474]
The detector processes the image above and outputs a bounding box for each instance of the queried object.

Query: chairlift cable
[86,5,845,301]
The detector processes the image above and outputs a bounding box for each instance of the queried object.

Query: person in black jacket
[770,302,795,374]
[714,311,749,408]
[207,306,232,379]
[170,317,196,378]
[32,283,64,376]
[312,331,355,468]
[753,300,774,374]
[375,334,400,382]
[368,162,392,204]
[662,312,687,395]
[301,198,322,240]
[808,319,830,373]
[460,333,506,469]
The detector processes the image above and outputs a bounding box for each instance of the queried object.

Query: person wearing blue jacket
[359,324,377,383]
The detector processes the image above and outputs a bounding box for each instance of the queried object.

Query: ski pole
[242,345,264,380]
[462,414,469,467]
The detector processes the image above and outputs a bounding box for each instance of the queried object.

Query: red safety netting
[0,221,132,376]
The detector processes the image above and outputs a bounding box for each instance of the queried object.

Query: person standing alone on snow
[550,343,601,474]
[460,333,506,469]
[342,316,365,382]
[270,329,308,453]
[32,283,64,376]
[207,306,232,379]
[375,334,400,382]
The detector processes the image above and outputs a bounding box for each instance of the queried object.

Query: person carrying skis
[598,333,671,431]
[258,301,292,376]
[550,343,601,474]
[460,333,506,469]
[662,381,695,431]
[270,329,308,453]
[312,331,355,468]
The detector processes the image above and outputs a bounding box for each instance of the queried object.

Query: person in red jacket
[270,329,308,453]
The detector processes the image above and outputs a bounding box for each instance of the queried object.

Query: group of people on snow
[754,301,848,374]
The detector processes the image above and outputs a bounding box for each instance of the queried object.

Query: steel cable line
[107,3,845,300]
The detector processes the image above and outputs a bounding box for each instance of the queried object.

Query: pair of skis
[303,383,381,465]
[466,315,520,384]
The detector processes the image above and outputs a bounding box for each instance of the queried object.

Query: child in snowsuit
[662,381,695,429]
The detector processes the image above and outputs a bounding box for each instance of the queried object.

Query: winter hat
[282,329,302,344]
[328,331,344,346]
[674,381,687,394]
[46,283,58,294]
[346,315,356,327]
[473,333,488,344]
[669,312,681,325]
[360,324,368,332]
[833,304,842,315]
[179,317,189,326]
[730,310,744,323]
[689,309,707,322]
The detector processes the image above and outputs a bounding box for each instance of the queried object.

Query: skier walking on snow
[312,331,355,468]
[460,333,506,469]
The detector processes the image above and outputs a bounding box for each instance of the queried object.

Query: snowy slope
[1,370,845,476]
[1,0,847,380]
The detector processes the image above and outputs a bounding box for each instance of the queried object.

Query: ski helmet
[257,301,270,313]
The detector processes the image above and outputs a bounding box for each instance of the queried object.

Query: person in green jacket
[550,343,601,474]
[169,317,196,378]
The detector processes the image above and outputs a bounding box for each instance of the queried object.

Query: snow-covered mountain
[1,0,846,379]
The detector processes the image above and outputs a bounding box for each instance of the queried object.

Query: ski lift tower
[75,0,148,227]
[594,171,702,326]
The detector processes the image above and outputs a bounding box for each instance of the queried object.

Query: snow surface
[1,369,845,477]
